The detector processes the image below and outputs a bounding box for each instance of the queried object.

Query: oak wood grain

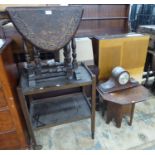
[0,39,28,149]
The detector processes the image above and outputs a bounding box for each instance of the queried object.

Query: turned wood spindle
[23,40,35,78]
[63,46,67,68]
[33,47,41,74]
[64,43,73,79]
[23,40,31,66]
[71,38,78,69]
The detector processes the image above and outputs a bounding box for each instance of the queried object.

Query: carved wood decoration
[6,6,83,86]
[6,6,83,52]
[33,47,41,74]
[64,43,73,79]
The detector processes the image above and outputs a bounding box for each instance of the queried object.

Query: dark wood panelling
[81,5,128,18]
[71,4,130,37]
[77,20,127,37]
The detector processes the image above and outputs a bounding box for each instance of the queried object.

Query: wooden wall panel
[81,5,128,18]
[77,20,126,37]
[71,4,130,37]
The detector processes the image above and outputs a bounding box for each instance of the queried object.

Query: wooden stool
[97,85,151,128]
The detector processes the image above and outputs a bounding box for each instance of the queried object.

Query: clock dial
[118,72,130,85]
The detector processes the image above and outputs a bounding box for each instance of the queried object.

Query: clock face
[118,72,130,85]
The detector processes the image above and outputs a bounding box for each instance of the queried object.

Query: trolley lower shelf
[30,92,91,130]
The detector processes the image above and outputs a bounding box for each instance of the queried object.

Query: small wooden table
[97,85,151,128]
